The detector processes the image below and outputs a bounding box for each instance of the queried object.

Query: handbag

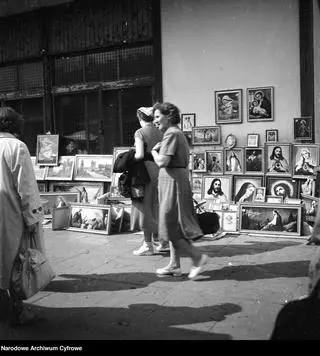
[19,230,55,300]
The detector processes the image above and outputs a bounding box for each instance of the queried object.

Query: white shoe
[133,242,154,256]
[156,266,182,277]
[155,243,170,252]
[188,254,208,279]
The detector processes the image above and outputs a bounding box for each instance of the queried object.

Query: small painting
[266,129,278,143]
[36,134,59,166]
[222,211,238,232]
[215,89,242,124]
[31,156,47,180]
[293,117,313,142]
[292,144,319,178]
[247,86,274,122]
[45,156,75,181]
[181,113,196,133]
[192,176,203,193]
[245,148,264,174]
[192,152,207,172]
[265,143,291,176]
[265,176,298,200]
[206,150,224,174]
[224,148,244,174]
[253,187,266,203]
[247,134,259,148]
[74,155,113,182]
[192,126,221,145]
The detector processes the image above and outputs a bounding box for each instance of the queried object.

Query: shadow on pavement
[200,260,310,282]
[4,302,241,340]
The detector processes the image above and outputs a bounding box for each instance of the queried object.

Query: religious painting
[247,86,274,122]
[215,89,242,124]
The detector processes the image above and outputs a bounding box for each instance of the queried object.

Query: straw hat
[137,107,153,117]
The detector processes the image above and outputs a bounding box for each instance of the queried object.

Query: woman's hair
[152,102,181,125]
[0,107,23,134]
[137,109,154,123]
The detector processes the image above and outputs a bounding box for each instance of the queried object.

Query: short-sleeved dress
[130,124,163,233]
[158,126,203,242]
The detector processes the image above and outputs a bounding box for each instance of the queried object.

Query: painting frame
[67,203,112,235]
[239,203,302,237]
[247,86,274,122]
[221,211,238,232]
[30,156,47,180]
[253,187,266,203]
[224,148,244,175]
[292,144,319,178]
[191,176,203,193]
[192,152,207,173]
[206,150,224,174]
[244,148,264,175]
[293,116,313,142]
[266,129,278,143]
[49,181,105,204]
[74,154,113,182]
[265,143,292,176]
[265,176,298,200]
[202,175,233,203]
[266,196,283,204]
[40,191,80,217]
[192,126,221,145]
[181,113,196,133]
[36,134,59,166]
[247,134,259,148]
[215,89,243,124]
[45,156,75,181]
[52,206,70,230]
[232,175,264,204]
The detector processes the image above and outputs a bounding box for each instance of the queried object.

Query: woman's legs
[133,230,154,256]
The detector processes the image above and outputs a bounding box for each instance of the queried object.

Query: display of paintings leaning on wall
[239,203,302,237]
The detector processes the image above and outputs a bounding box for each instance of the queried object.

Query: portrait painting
[247,86,274,122]
[202,175,232,203]
[30,156,47,180]
[45,156,75,181]
[253,187,266,203]
[222,211,238,232]
[40,192,80,217]
[245,148,264,174]
[224,148,244,174]
[193,152,207,172]
[232,175,264,204]
[266,129,278,143]
[293,117,313,142]
[292,144,319,178]
[36,134,59,166]
[181,113,196,133]
[265,176,298,200]
[68,203,111,235]
[74,154,113,182]
[265,143,291,176]
[191,176,203,193]
[215,89,242,124]
[206,150,223,174]
[240,203,302,237]
[109,147,131,199]
[49,182,104,204]
[192,126,221,145]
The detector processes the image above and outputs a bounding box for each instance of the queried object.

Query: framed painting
[181,113,196,133]
[244,148,264,174]
[266,129,278,143]
[45,156,75,181]
[30,156,47,180]
[202,175,232,203]
[222,211,238,232]
[232,175,264,204]
[110,205,125,234]
[191,176,203,193]
[247,134,259,148]
[265,143,292,176]
[37,182,47,193]
[36,134,59,166]
[293,117,313,142]
[266,196,283,204]
[74,154,113,182]
[192,126,221,145]
[292,144,319,178]
[239,203,302,237]
[40,192,80,217]
[192,152,207,172]
[49,181,104,204]
[52,206,70,230]
[215,89,242,124]
[224,134,237,149]
[68,203,111,235]
[109,147,131,199]
[265,176,298,200]
[301,195,319,223]
[224,148,244,174]
[253,187,266,203]
[206,150,224,174]
[297,177,315,198]
[247,86,274,122]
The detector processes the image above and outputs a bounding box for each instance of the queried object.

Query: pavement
[0,228,318,340]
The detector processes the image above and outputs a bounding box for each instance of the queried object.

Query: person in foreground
[151,102,208,279]
[0,107,45,325]
[131,106,165,256]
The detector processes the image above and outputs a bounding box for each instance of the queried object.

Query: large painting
[45,156,75,181]
[239,203,302,237]
[215,89,242,124]
[265,143,291,176]
[74,155,113,182]
[232,175,264,204]
[247,86,274,122]
[202,175,232,203]
[265,176,298,200]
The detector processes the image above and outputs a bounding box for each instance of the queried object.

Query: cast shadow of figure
[5,303,241,340]
[200,260,310,282]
